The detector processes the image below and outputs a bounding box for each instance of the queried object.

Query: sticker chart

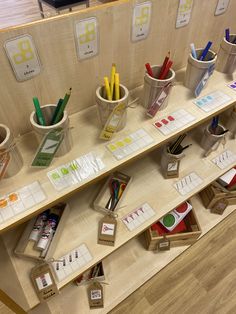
[0,181,46,224]
[51,244,93,282]
[228,81,236,91]
[153,109,195,135]
[47,152,105,191]
[122,203,155,231]
[106,129,154,160]
[211,150,236,170]
[174,172,203,196]
[193,91,231,112]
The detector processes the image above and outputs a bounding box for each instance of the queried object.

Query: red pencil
[158,51,170,79]
[145,63,154,77]
[159,60,173,80]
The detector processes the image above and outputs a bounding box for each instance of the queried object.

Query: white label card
[75,17,99,60]
[215,0,230,15]
[4,35,41,81]
[131,1,152,42]
[176,0,193,28]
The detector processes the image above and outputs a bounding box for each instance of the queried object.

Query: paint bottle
[29,210,49,242]
[36,213,59,251]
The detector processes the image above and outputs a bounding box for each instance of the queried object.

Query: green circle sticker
[163,214,175,227]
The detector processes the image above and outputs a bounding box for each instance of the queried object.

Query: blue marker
[199,41,213,61]
[225,28,230,42]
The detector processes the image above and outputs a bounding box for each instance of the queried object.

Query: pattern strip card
[193,91,231,112]
[212,150,236,170]
[174,172,203,196]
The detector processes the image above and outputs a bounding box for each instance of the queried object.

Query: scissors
[105,179,127,211]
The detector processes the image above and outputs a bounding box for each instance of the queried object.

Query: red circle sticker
[175,202,188,213]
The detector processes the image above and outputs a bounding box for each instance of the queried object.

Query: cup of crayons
[143,52,175,116]
[216,28,236,74]
[96,63,129,131]
[30,88,73,157]
[185,41,217,91]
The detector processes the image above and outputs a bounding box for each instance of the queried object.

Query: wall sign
[4,34,41,81]
[176,0,193,28]
[215,0,230,15]
[131,1,152,42]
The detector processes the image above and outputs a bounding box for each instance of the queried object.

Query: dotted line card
[106,129,154,161]
[47,152,105,191]
[212,150,236,170]
[51,244,92,282]
[193,91,232,113]
[153,109,195,136]
[228,81,236,91]
[122,203,155,231]
[174,172,203,196]
[0,181,46,224]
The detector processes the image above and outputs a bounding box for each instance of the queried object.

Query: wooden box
[74,262,105,286]
[15,203,70,261]
[93,171,131,214]
[145,208,202,251]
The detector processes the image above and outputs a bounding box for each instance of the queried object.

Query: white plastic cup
[143,65,175,110]
[216,34,236,74]
[30,104,72,157]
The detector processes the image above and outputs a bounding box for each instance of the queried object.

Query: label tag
[131,1,152,42]
[147,84,172,118]
[31,262,59,302]
[100,103,126,141]
[88,281,104,309]
[31,129,64,168]
[0,150,10,180]
[195,64,215,98]
[176,0,193,28]
[157,236,170,251]
[166,159,180,178]
[98,215,117,246]
[211,199,228,215]
[215,0,230,15]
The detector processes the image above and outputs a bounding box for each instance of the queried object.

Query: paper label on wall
[176,0,193,28]
[131,1,152,42]
[215,0,230,15]
[75,17,99,60]
[4,35,41,81]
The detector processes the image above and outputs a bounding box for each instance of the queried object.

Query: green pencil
[51,98,64,125]
[33,97,46,126]
[53,88,72,124]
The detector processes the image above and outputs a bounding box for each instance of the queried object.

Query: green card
[31,129,64,168]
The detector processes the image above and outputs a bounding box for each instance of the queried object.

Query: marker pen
[29,210,49,242]
[37,213,59,251]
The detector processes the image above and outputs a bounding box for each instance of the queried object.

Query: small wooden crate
[145,208,202,251]
[74,262,105,286]
[15,203,70,261]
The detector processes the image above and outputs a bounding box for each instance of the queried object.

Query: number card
[132,1,152,42]
[176,0,193,28]
[215,0,230,15]
[75,17,99,60]
[4,35,41,81]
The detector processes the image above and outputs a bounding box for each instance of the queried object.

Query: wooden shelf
[2,130,236,310]
[0,70,236,233]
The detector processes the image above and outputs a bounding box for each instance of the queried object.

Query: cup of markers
[217,28,236,74]
[143,52,175,117]
[185,41,217,92]
[30,88,73,157]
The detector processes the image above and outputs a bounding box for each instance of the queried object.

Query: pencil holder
[0,124,23,178]
[184,49,217,91]
[160,146,185,179]
[96,84,129,131]
[216,35,236,74]
[143,65,175,110]
[30,104,73,157]
[226,109,236,138]
[200,124,226,153]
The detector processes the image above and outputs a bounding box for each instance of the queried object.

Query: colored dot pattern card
[193,91,231,112]
[122,203,155,231]
[106,129,154,161]
[0,181,46,224]
[211,150,236,170]
[173,172,203,196]
[228,81,236,91]
[153,109,195,135]
[47,152,105,191]
[52,244,92,282]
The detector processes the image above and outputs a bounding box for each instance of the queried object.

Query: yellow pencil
[110,63,116,100]
[104,76,112,100]
[115,73,120,100]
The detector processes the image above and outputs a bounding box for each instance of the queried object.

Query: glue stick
[36,213,59,251]
[29,210,49,242]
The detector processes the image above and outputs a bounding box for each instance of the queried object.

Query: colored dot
[175,202,188,213]
[116,141,124,147]
[124,137,132,144]
[155,122,162,128]
[108,144,116,151]
[163,214,175,227]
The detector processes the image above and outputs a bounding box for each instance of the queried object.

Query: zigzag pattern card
[173,172,203,196]
[106,129,154,160]
[51,244,92,282]
[122,203,155,231]
[211,150,236,170]
[47,152,105,191]
[193,91,231,112]
[153,109,195,135]
[228,81,236,91]
[0,181,46,224]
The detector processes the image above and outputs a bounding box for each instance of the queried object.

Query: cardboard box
[145,207,202,251]
[93,171,131,214]
[15,203,70,261]
[74,262,105,286]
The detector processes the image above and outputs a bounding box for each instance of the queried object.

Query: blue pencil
[199,41,212,61]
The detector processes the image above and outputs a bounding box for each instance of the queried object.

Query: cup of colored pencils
[143,52,175,112]
[96,63,129,131]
